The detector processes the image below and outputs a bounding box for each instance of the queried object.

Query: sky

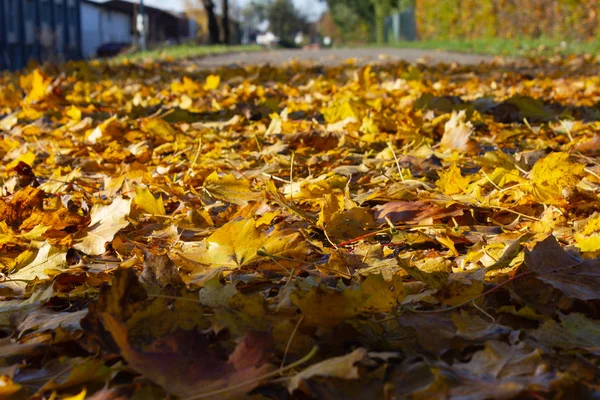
[139,0,327,20]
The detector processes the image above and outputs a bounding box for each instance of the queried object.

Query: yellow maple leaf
[134,186,166,215]
[171,76,201,94]
[174,218,308,269]
[203,171,261,205]
[6,151,35,170]
[291,274,405,327]
[85,117,120,144]
[203,74,221,90]
[24,69,52,103]
[283,174,348,201]
[528,152,585,204]
[265,113,283,135]
[436,164,470,195]
[73,197,131,255]
[141,118,177,142]
[65,105,82,121]
[359,116,380,135]
[317,193,344,230]
[323,100,364,124]
[575,214,600,252]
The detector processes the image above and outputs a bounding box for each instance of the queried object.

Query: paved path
[194,48,495,68]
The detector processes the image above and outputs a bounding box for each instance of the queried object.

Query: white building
[80,0,132,58]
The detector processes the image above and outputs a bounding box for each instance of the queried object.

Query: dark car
[96,42,131,58]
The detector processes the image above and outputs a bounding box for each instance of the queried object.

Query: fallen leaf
[436,164,471,195]
[2,243,67,293]
[288,348,367,393]
[174,218,308,269]
[73,197,131,255]
[18,308,86,339]
[440,110,474,152]
[24,69,52,103]
[528,152,585,204]
[133,186,165,216]
[204,74,221,90]
[0,285,53,325]
[291,274,405,327]
[102,313,273,398]
[455,340,542,378]
[0,186,44,229]
[525,235,600,300]
[574,214,600,252]
[0,375,21,397]
[531,313,600,353]
[203,171,261,205]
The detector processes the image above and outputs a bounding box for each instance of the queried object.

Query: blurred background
[1,0,599,70]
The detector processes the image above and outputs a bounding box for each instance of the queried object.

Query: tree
[326,0,375,42]
[371,0,392,44]
[203,0,222,44]
[398,0,415,9]
[222,0,231,44]
[242,0,308,45]
[267,0,307,44]
[242,0,269,26]
[185,0,221,44]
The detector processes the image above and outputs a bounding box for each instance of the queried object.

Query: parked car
[96,42,131,58]
[256,32,279,48]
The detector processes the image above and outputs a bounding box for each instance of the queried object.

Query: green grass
[380,37,600,57]
[113,44,263,63]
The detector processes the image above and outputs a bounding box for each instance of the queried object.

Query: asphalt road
[194,48,495,68]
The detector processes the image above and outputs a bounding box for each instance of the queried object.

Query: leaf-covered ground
[2,55,600,399]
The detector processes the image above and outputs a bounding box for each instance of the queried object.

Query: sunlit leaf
[73,197,131,255]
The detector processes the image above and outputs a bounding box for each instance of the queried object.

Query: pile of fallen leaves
[2,54,600,399]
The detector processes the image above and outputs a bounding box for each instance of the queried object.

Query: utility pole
[138,0,147,51]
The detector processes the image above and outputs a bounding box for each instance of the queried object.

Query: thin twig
[182,346,319,400]
[280,315,304,371]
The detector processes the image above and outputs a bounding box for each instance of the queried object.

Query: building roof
[81,0,130,14]
[82,0,183,18]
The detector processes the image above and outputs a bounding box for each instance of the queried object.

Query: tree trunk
[373,0,388,44]
[222,0,230,45]
[202,0,221,44]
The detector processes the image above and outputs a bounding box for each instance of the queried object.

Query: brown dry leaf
[455,341,542,378]
[291,274,405,327]
[375,200,465,225]
[530,313,600,353]
[288,348,367,393]
[4,43,600,399]
[525,235,600,300]
[0,285,53,325]
[102,313,273,398]
[20,207,86,233]
[0,186,44,229]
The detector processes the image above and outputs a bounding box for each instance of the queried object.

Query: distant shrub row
[416,0,598,41]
